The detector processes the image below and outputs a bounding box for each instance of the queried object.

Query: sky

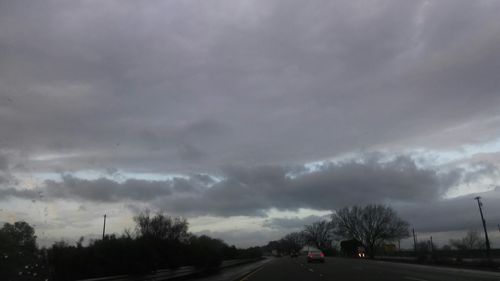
[1,0,500,248]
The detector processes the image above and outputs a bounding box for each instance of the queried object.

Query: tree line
[266,204,493,261]
[265,204,410,258]
[0,211,262,281]
[2,204,492,280]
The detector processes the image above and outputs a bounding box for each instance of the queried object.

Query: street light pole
[474,197,491,259]
[412,228,417,256]
[430,236,433,254]
[102,214,107,240]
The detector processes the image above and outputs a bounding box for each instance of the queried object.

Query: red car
[307,250,325,263]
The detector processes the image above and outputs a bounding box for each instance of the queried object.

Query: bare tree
[280,232,305,253]
[332,204,409,258]
[449,230,485,251]
[441,244,452,251]
[303,221,334,250]
[416,240,436,256]
[134,211,189,242]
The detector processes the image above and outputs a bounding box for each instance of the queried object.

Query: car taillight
[320,252,324,257]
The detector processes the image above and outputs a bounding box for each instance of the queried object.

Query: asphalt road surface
[238,257,500,281]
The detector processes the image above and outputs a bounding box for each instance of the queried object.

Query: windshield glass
[1,1,500,281]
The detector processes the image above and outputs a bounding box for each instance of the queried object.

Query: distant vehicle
[357,246,366,258]
[341,239,366,258]
[307,250,325,263]
[290,252,299,258]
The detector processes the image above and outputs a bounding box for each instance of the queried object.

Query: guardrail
[77,258,262,281]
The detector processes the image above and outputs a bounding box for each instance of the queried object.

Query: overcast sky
[1,0,500,248]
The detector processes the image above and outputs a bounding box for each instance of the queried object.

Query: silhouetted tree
[0,221,37,252]
[188,235,225,267]
[340,239,363,257]
[450,230,485,251]
[236,246,262,259]
[35,213,262,280]
[332,204,409,258]
[0,221,47,280]
[222,244,238,259]
[280,232,305,253]
[134,211,189,242]
[415,240,437,261]
[265,240,281,255]
[441,244,452,251]
[303,221,334,251]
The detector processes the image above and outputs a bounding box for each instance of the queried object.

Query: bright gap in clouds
[413,137,500,168]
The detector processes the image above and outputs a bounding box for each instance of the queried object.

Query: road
[236,257,500,281]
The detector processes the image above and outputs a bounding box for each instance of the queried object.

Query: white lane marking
[308,268,314,272]
[319,273,323,277]
[404,277,429,281]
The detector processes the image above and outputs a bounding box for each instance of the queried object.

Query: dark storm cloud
[43,176,174,202]
[459,162,499,185]
[5,154,496,213]
[2,153,498,234]
[263,215,330,231]
[4,154,444,208]
[195,229,282,248]
[2,0,500,247]
[396,188,500,233]
[0,187,39,201]
[158,155,457,216]
[0,1,500,174]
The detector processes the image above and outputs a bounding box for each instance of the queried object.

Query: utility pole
[430,236,433,253]
[474,197,491,259]
[102,214,107,240]
[412,228,417,256]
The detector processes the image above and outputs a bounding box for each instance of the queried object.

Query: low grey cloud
[0,153,8,171]
[0,153,18,185]
[0,1,500,175]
